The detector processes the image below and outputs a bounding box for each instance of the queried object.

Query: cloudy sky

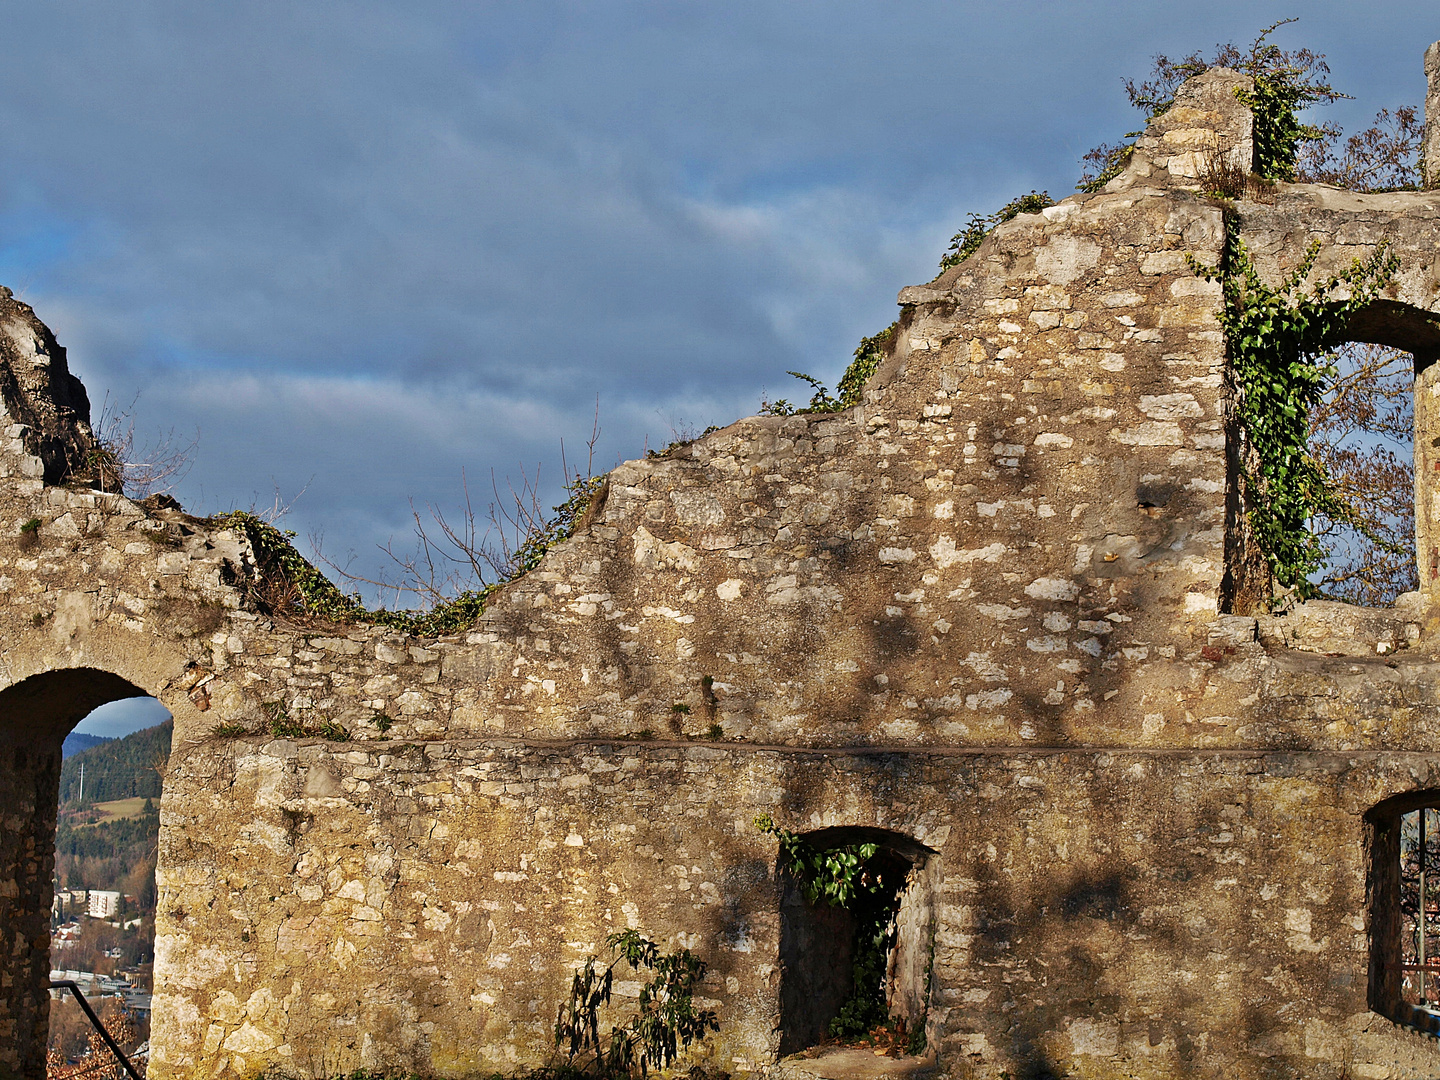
[5,2,1432,733]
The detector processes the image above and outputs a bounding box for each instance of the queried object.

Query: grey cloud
[0,1,1434,600]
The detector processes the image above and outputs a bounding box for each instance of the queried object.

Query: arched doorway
[0,668,157,1080]
[49,695,172,1070]
[776,827,939,1057]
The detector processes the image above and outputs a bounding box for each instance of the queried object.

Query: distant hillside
[62,732,112,759]
[58,721,172,805]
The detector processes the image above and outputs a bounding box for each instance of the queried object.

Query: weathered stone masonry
[9,54,1440,1080]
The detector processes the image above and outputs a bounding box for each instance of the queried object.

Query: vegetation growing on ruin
[1079,19,1343,191]
[554,929,718,1078]
[754,815,922,1049]
[761,323,896,417]
[762,187,1063,419]
[938,190,1056,270]
[1110,22,1422,604]
[1191,229,1400,599]
[73,393,195,499]
[209,470,605,637]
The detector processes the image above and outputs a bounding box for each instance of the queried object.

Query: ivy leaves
[210,470,605,635]
[1191,225,1399,598]
[761,323,896,417]
[753,813,882,908]
[1231,20,1344,182]
[939,191,1057,271]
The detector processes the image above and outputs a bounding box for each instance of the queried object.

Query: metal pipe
[1422,810,1429,1005]
[47,980,144,1080]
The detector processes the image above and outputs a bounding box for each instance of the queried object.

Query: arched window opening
[49,696,171,1073]
[1399,807,1439,1009]
[0,669,164,1080]
[1307,340,1415,607]
[1367,792,1440,1034]
[776,827,938,1059]
[1321,298,1440,608]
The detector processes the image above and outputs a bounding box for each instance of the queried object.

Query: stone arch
[1347,299,1440,369]
[775,826,938,1056]
[0,667,156,1080]
[1329,299,1440,599]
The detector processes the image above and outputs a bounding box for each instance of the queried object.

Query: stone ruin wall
[6,57,1440,1080]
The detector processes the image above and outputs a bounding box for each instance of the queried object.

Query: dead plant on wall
[77,392,197,498]
[316,400,607,619]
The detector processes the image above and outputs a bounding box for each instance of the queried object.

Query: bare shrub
[321,402,607,616]
[80,393,197,498]
[1297,105,1424,191]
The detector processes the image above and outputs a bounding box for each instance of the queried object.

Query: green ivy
[1190,221,1399,597]
[1077,145,1135,194]
[939,191,1055,270]
[1233,29,1338,181]
[507,473,608,579]
[753,813,880,909]
[762,190,1058,419]
[209,471,605,636]
[827,922,891,1039]
[762,323,895,417]
[211,511,371,623]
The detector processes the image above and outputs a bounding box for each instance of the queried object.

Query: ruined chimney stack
[1426,41,1440,187]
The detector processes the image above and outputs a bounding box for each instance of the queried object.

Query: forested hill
[58,721,172,805]
[62,732,111,758]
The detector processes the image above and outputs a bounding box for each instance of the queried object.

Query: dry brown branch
[1297,105,1423,191]
[318,399,605,612]
[82,392,197,498]
[1309,342,1417,606]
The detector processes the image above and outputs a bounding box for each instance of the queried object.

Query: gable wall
[5,60,1440,1080]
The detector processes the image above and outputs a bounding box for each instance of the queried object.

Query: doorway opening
[0,668,166,1080]
[776,827,938,1057]
[48,696,171,1075]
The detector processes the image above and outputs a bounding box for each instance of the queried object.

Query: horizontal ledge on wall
[196,733,1440,763]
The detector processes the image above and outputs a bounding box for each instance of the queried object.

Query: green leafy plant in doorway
[753,813,881,908]
[754,815,916,1046]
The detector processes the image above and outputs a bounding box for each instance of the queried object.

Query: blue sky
[8,4,1435,733]
[74,696,172,739]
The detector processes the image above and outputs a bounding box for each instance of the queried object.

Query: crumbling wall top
[0,286,96,484]
[1426,40,1440,188]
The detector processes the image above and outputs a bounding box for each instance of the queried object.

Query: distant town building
[87,890,120,918]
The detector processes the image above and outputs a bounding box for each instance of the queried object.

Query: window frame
[1368,791,1440,1034]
